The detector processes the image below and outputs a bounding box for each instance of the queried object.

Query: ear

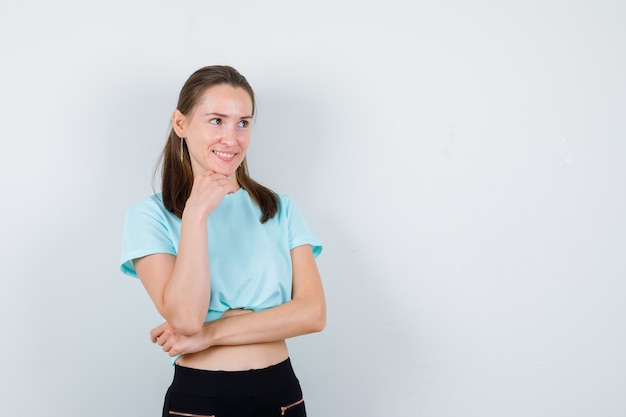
[172,109,186,138]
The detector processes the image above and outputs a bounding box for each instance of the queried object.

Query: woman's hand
[184,172,238,219]
[149,310,253,357]
[150,321,210,357]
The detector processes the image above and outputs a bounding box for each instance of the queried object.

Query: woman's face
[173,84,253,178]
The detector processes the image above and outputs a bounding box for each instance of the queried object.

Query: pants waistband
[170,358,298,397]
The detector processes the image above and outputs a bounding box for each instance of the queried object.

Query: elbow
[159,296,207,336]
[165,310,205,336]
[169,318,204,336]
[173,321,203,336]
[308,302,326,333]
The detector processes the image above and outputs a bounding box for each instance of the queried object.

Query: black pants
[162,358,307,417]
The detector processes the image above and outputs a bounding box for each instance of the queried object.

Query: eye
[237,120,249,128]
[209,118,222,125]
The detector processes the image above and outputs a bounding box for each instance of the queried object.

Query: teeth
[213,151,235,158]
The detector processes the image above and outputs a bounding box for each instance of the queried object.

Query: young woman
[120,65,325,417]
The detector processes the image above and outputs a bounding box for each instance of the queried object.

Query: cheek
[239,137,251,151]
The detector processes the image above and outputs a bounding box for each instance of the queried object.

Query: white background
[1,1,625,416]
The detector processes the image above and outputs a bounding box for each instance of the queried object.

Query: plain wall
[1,1,625,416]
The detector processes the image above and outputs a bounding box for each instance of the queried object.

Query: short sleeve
[120,198,177,278]
[282,196,323,258]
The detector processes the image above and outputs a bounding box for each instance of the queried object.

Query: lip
[212,150,237,161]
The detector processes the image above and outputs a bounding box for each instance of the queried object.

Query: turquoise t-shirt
[120,189,322,322]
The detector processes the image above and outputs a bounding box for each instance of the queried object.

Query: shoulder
[275,193,311,223]
[276,193,297,210]
[128,193,165,210]
[274,193,298,218]
[124,193,181,229]
[126,193,169,217]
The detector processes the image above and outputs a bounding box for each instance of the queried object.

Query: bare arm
[151,244,325,355]
[135,172,236,336]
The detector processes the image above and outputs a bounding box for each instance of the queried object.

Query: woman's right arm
[134,172,235,336]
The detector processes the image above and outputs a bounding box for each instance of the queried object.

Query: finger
[211,173,235,185]
[214,176,233,186]
[207,171,227,178]
[168,340,184,357]
[150,326,165,343]
[150,330,162,343]
[202,172,226,181]
[150,322,167,336]
[157,335,167,347]
[162,338,173,352]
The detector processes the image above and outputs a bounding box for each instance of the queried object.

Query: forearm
[162,212,210,335]
[151,246,325,357]
[204,298,326,347]
[202,245,326,347]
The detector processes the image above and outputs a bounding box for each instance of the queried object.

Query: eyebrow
[204,112,253,119]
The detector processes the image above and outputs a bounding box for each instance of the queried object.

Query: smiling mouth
[213,150,236,159]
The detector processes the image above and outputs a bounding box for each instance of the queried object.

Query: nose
[220,125,237,145]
